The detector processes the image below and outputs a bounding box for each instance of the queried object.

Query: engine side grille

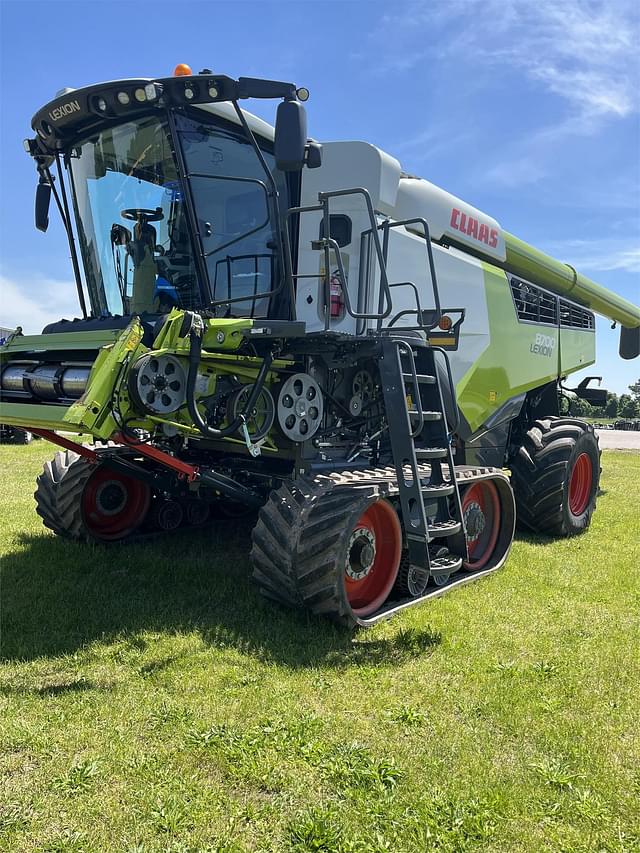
[510,278,558,325]
[559,299,595,330]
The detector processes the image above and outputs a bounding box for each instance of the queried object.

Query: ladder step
[428,520,462,538]
[409,410,442,421]
[415,447,448,459]
[430,554,463,574]
[402,373,436,384]
[421,482,455,497]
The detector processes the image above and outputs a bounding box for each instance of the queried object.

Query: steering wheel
[121,207,164,222]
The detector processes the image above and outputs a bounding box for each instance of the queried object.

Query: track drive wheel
[460,480,501,570]
[250,478,402,628]
[510,417,600,536]
[35,448,150,542]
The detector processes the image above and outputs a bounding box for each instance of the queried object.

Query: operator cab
[25,68,315,327]
[68,111,288,320]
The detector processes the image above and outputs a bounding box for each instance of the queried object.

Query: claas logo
[450,208,498,249]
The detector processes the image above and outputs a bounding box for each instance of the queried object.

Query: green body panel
[0,328,122,432]
[0,328,121,354]
[456,263,595,433]
[0,313,291,446]
[0,402,81,431]
[559,327,596,376]
[152,312,253,353]
[63,320,147,438]
[62,316,288,441]
[503,232,640,329]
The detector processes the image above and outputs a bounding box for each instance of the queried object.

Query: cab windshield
[68,115,200,317]
[67,111,288,319]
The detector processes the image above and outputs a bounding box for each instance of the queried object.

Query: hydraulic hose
[186,326,273,439]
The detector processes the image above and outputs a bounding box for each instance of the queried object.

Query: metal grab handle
[431,345,460,436]
[283,186,396,329]
[320,235,394,321]
[319,187,393,323]
[378,218,442,331]
[396,340,424,438]
[386,281,424,328]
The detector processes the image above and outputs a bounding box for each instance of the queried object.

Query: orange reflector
[174,64,193,77]
[438,315,452,331]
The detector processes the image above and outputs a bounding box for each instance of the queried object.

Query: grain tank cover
[394,176,506,263]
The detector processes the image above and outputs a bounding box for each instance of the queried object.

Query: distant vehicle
[0,424,34,444]
[0,330,36,443]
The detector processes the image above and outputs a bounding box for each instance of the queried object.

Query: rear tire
[511,417,600,536]
[35,448,150,542]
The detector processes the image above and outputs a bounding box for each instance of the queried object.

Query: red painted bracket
[114,432,199,482]
[26,428,199,483]
[29,429,98,461]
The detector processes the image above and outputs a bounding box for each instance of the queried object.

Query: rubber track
[250,464,507,628]
[510,416,600,535]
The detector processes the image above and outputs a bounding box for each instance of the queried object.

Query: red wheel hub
[344,499,401,617]
[81,465,150,541]
[461,480,501,571]
[568,452,593,516]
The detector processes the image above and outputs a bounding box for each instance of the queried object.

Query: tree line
[566,378,640,420]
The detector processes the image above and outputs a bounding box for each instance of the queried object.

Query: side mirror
[35,180,51,232]
[620,325,640,360]
[274,99,307,171]
[305,142,323,169]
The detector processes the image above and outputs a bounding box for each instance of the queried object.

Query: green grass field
[1,443,638,852]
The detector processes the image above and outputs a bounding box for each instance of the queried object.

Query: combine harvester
[1,65,638,627]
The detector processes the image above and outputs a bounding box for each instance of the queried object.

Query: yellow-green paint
[152,311,254,353]
[0,402,81,431]
[560,327,596,376]
[63,319,147,438]
[0,311,293,442]
[504,231,640,328]
[455,262,596,433]
[0,328,121,358]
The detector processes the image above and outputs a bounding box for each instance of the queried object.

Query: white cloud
[0,273,82,335]
[365,0,639,120]
[542,240,640,275]
[362,0,639,185]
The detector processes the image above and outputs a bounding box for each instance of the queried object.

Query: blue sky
[1,0,638,393]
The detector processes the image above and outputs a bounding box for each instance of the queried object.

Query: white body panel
[395,177,505,262]
[294,141,504,333]
[295,142,402,334]
[295,141,493,379]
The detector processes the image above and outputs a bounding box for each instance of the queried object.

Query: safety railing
[283,188,444,335]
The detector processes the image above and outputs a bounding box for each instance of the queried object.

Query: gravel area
[596,429,640,451]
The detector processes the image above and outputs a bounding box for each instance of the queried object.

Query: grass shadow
[0,676,111,697]
[1,523,443,669]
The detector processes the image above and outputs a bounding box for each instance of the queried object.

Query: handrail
[283,187,396,330]
[377,217,442,331]
[283,193,447,337]
[395,339,425,438]
[431,345,460,436]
